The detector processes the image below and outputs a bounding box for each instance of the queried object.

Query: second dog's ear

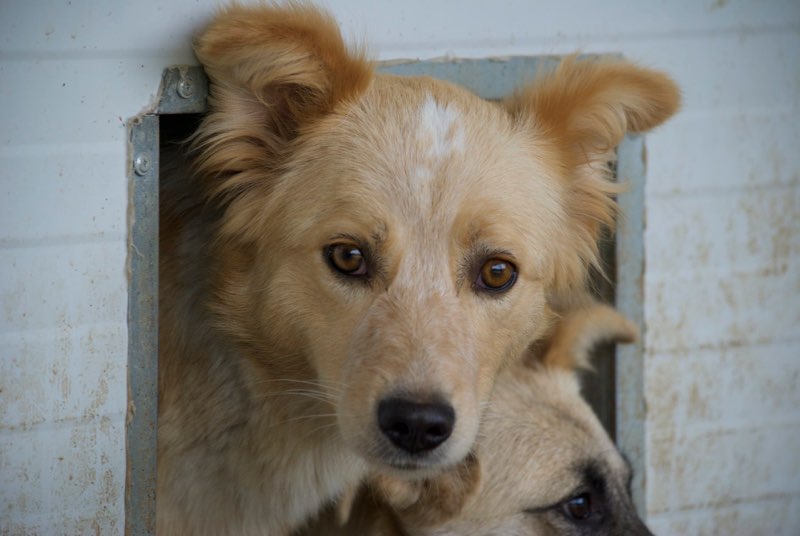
[543,302,637,371]
[192,4,372,201]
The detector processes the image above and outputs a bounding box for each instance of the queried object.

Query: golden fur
[158,3,679,534]
[307,303,646,535]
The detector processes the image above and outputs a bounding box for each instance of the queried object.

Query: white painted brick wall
[1,1,797,533]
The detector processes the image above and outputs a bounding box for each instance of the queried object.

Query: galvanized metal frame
[126,66,207,536]
[378,56,561,99]
[126,113,158,536]
[125,59,649,533]
[615,134,648,513]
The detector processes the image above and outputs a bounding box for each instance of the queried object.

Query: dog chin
[373,459,444,479]
[365,442,470,479]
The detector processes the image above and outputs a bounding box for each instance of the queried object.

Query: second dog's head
[192,4,679,473]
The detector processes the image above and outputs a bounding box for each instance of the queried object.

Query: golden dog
[158,3,679,534]
[309,302,647,535]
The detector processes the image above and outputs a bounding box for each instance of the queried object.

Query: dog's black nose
[377,397,455,454]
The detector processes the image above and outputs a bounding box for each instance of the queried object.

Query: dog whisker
[281,389,338,401]
[253,390,338,406]
[254,378,346,392]
[252,378,347,399]
[272,413,339,428]
[256,377,347,389]
[289,421,340,446]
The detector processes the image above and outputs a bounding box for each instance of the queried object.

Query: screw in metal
[133,154,151,176]
[177,78,194,99]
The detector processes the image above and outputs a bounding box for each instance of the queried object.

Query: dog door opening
[128,59,648,532]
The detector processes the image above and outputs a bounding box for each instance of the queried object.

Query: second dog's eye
[561,493,592,521]
[326,243,368,277]
[476,258,517,292]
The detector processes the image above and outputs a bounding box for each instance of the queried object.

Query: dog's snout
[377,397,455,454]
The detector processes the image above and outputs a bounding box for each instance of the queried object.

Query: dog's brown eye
[562,493,592,521]
[327,243,367,276]
[476,258,517,292]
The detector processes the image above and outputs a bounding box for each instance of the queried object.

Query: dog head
[192,4,679,474]
[323,303,649,536]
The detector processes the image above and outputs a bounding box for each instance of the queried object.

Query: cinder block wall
[1,1,797,533]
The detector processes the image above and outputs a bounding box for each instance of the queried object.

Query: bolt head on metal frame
[177,79,194,99]
[133,154,151,176]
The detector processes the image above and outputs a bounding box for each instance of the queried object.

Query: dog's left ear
[505,57,680,286]
[506,56,680,159]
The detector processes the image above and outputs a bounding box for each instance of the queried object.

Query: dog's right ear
[192,4,372,204]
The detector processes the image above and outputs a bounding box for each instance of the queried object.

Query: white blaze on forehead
[417,94,465,163]
[392,96,468,314]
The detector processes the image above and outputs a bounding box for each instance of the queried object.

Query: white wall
[1,1,797,534]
